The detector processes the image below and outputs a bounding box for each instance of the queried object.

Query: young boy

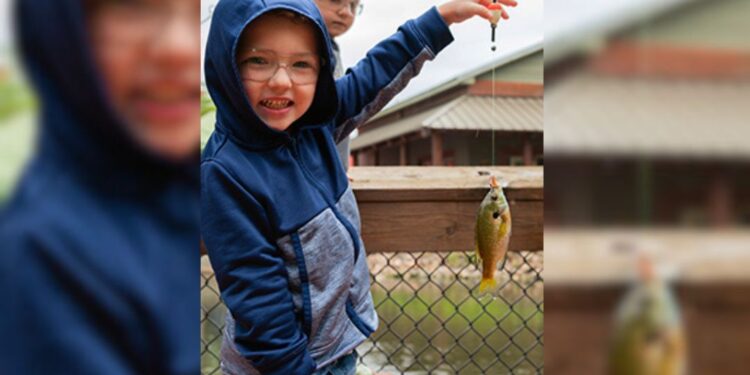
[314,0,362,170]
[201,0,516,374]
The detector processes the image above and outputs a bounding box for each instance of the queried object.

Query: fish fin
[498,211,512,238]
[479,278,497,294]
[498,219,509,239]
[468,247,478,266]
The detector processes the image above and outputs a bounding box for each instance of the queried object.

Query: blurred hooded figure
[0,1,200,374]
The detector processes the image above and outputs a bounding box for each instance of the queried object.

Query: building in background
[545,0,750,227]
[351,45,543,167]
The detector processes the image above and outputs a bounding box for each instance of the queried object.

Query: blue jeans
[312,350,358,375]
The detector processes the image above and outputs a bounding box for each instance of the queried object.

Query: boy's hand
[438,0,517,26]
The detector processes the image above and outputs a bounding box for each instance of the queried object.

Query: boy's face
[87,0,201,161]
[236,14,320,132]
[315,0,357,38]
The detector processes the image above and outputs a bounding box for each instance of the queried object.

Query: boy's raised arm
[201,161,315,375]
[332,6,453,142]
[332,0,515,142]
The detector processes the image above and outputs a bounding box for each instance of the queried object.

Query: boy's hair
[237,9,324,59]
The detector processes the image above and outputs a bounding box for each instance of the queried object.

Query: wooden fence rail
[350,166,543,253]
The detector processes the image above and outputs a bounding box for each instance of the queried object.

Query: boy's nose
[267,66,293,89]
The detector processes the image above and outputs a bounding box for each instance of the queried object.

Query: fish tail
[479,278,497,294]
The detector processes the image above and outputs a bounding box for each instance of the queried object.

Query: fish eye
[491,194,498,201]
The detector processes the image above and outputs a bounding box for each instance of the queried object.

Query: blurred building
[545,0,750,227]
[544,1,750,374]
[351,46,543,166]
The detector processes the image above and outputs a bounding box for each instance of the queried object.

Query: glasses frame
[237,48,323,85]
[322,0,364,16]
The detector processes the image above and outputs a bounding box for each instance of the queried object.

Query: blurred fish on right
[609,258,687,375]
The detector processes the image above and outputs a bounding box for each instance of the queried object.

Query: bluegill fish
[475,176,511,294]
[609,259,687,375]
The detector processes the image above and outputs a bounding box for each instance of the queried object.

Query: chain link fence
[201,250,543,374]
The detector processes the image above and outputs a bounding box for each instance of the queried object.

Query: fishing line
[489,0,499,166]
[492,65,496,166]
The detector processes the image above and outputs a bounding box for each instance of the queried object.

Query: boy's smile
[236,12,321,132]
[260,98,294,110]
[257,96,295,118]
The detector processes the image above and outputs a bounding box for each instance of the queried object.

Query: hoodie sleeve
[201,161,316,375]
[332,6,454,142]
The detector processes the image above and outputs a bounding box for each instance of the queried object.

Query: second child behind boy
[202,0,517,374]
[314,0,362,170]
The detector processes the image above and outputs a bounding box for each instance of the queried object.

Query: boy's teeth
[262,99,291,109]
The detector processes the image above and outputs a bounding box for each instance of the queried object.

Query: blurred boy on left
[0,1,200,374]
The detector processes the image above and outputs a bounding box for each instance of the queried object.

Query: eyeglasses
[237,49,322,85]
[320,0,364,16]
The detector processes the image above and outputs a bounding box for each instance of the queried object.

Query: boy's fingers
[441,0,512,25]
[465,3,493,21]
[480,8,494,21]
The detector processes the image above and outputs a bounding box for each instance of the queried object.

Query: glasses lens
[239,50,320,85]
[287,58,320,85]
[239,51,277,82]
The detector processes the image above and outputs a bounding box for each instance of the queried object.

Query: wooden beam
[399,137,407,166]
[544,228,750,284]
[523,138,534,166]
[350,166,543,200]
[357,147,377,166]
[708,173,732,227]
[358,200,541,253]
[431,131,443,166]
[350,167,543,253]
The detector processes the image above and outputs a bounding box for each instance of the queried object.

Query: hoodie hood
[14,0,196,190]
[205,0,338,150]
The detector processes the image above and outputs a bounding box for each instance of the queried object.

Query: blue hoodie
[201,0,453,374]
[0,1,199,374]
